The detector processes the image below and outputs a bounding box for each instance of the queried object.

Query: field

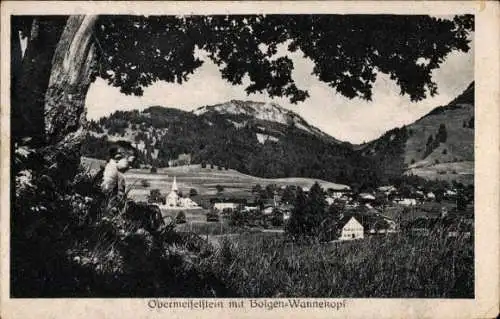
[405,161,474,184]
[204,230,474,298]
[122,164,350,202]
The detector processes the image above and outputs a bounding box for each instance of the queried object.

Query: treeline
[359,125,410,179]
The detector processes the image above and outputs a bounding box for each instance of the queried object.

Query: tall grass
[202,230,473,298]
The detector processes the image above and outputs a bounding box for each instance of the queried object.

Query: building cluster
[153,177,471,241]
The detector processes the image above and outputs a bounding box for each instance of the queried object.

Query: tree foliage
[92,14,473,104]
[287,182,328,240]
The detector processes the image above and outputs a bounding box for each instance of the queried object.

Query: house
[359,193,376,201]
[394,198,417,206]
[358,193,376,204]
[339,217,364,240]
[213,202,240,212]
[426,192,436,200]
[243,205,259,212]
[325,196,335,206]
[283,210,292,221]
[262,206,274,215]
[330,191,348,199]
[377,185,397,193]
[445,189,458,199]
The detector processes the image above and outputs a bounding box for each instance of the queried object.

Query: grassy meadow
[203,230,474,298]
[122,164,349,201]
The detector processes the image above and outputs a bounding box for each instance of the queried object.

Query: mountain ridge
[83,83,474,185]
[358,82,474,184]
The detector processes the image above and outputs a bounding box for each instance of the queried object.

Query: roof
[359,193,376,200]
[338,212,389,230]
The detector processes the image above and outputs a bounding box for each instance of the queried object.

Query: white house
[394,198,417,206]
[243,205,259,212]
[359,193,376,201]
[213,202,240,211]
[331,191,346,199]
[262,206,274,215]
[426,192,436,200]
[325,196,335,206]
[445,189,457,197]
[340,217,364,240]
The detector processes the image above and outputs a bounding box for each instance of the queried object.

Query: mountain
[82,84,474,187]
[82,100,375,186]
[357,82,474,184]
[193,100,341,143]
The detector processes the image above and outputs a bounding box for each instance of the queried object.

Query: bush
[215,184,224,193]
[150,166,157,173]
[176,211,187,224]
[271,209,284,227]
[189,188,198,197]
[140,179,150,188]
[148,189,164,204]
[207,210,220,222]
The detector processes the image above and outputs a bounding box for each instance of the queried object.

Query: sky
[85,29,474,144]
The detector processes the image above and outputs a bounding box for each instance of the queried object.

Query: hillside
[121,164,350,202]
[82,101,375,186]
[358,82,474,184]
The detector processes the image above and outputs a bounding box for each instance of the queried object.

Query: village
[144,174,474,242]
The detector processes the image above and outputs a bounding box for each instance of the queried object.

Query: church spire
[171,176,178,193]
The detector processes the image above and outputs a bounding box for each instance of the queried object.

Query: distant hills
[358,82,474,184]
[82,82,474,186]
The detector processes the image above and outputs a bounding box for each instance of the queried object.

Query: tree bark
[11,16,67,145]
[44,15,98,146]
[35,15,99,186]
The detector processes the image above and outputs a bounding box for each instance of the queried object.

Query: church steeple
[171,176,178,193]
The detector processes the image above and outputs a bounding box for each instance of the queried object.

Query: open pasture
[124,164,349,201]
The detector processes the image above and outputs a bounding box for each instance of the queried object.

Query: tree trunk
[11,16,67,145]
[44,15,98,145]
[39,15,98,185]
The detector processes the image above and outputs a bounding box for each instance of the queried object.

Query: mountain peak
[192,100,336,141]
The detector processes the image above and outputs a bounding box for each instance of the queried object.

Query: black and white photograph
[1,1,499,318]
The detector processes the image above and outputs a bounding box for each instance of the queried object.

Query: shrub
[229,209,246,227]
[271,209,284,227]
[140,179,150,188]
[189,188,198,197]
[147,189,163,204]
[176,211,187,224]
[215,184,224,193]
[150,166,157,173]
[207,210,220,222]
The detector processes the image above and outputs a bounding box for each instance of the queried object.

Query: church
[163,176,200,209]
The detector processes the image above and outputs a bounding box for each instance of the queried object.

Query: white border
[1,2,498,319]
